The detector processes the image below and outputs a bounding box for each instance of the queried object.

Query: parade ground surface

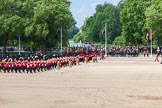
[1,57,162,108]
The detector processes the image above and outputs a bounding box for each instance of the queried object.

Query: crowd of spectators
[1,45,160,57]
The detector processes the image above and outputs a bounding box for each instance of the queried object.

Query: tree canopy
[74,0,162,47]
[73,2,121,44]
[145,0,162,46]
[1,0,162,54]
[0,0,75,54]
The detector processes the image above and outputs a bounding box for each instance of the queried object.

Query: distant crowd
[1,45,161,73]
[0,46,154,57]
[107,46,139,57]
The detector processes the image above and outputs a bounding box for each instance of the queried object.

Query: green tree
[0,0,23,54]
[68,26,79,39]
[0,0,75,54]
[113,36,125,46]
[120,0,151,45]
[145,0,162,47]
[74,3,121,44]
[24,0,75,50]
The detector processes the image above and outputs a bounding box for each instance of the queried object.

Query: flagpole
[61,24,62,55]
[105,23,107,57]
[19,31,21,55]
[150,28,152,57]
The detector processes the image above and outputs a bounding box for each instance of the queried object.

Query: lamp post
[18,31,21,55]
[60,24,62,55]
[105,23,107,57]
[150,28,152,57]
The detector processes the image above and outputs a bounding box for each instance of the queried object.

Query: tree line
[1,0,162,55]
[73,0,162,48]
[0,0,75,54]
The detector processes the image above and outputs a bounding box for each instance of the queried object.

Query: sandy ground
[1,57,162,108]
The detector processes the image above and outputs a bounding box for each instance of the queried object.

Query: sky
[70,0,121,28]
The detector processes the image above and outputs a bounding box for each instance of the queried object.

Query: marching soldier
[3,61,9,73]
[84,55,88,64]
[92,54,97,63]
[0,60,3,72]
[146,49,149,57]
[76,57,80,65]
[68,58,72,68]
[10,60,15,73]
[155,47,160,62]
[39,60,44,72]
[56,59,61,70]
[100,51,105,60]
[155,53,159,62]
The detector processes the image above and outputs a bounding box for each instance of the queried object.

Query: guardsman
[41,60,45,72]
[72,57,76,66]
[46,60,50,70]
[39,60,43,72]
[10,60,15,73]
[27,61,33,73]
[60,58,64,67]
[68,58,72,68]
[76,57,80,65]
[143,50,146,57]
[22,60,27,73]
[0,60,3,72]
[65,58,69,67]
[14,61,18,73]
[32,61,37,73]
[84,55,88,64]
[56,59,61,70]
[3,61,9,73]
[49,60,52,70]
[100,51,105,60]
[8,60,12,73]
[26,61,30,73]
[92,56,96,63]
[146,49,149,57]
[155,47,161,62]
[94,54,98,63]
[155,53,160,62]
[64,58,68,67]
[53,59,57,69]
[44,61,47,71]
[18,61,23,73]
[35,61,39,72]
[36,60,41,72]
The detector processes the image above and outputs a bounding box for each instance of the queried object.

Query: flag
[15,32,19,41]
[101,27,105,40]
[101,27,105,36]
[146,30,150,42]
[55,28,61,39]
[56,28,61,35]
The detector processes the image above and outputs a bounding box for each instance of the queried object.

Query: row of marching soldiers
[0,52,97,73]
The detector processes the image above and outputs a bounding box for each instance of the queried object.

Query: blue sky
[69,0,121,28]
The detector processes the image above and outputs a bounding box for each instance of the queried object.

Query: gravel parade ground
[0,57,162,108]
